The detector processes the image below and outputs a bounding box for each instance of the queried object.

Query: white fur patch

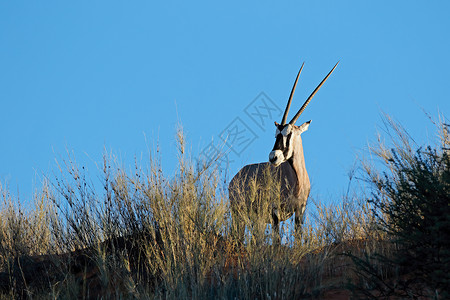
[275,125,292,137]
[281,125,292,136]
[269,150,284,166]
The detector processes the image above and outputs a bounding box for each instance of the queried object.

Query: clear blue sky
[1,1,449,203]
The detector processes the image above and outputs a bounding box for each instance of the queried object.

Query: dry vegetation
[0,117,448,299]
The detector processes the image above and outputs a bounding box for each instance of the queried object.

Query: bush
[356,115,450,299]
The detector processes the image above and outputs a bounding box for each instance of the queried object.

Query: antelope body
[229,62,338,242]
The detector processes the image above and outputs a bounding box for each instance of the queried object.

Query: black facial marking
[283,133,292,157]
[272,127,293,155]
[272,133,284,151]
[276,124,285,132]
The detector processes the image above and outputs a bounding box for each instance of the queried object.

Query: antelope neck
[287,145,307,198]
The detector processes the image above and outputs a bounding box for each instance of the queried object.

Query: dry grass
[0,116,447,299]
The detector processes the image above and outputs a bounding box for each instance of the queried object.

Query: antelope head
[269,62,338,167]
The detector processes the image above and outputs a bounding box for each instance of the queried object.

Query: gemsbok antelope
[229,62,338,243]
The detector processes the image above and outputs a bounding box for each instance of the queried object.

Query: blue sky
[1,1,449,202]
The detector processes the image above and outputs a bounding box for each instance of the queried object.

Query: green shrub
[356,115,450,299]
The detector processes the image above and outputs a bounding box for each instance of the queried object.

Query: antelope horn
[289,61,339,125]
[281,62,304,125]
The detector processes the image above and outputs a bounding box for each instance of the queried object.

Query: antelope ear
[298,120,311,134]
[274,121,280,127]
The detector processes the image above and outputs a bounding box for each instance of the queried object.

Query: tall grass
[2,116,445,299]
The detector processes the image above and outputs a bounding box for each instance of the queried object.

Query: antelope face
[269,121,310,166]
